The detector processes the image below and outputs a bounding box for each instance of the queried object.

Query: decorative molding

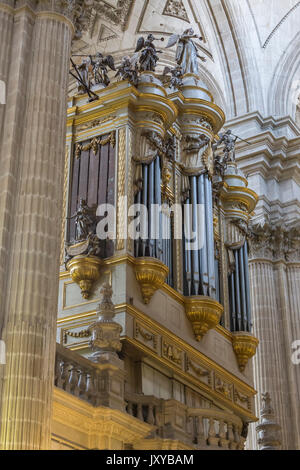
[214,375,233,401]
[186,356,212,387]
[234,389,252,412]
[162,339,183,367]
[93,0,134,32]
[134,321,158,351]
[57,303,256,419]
[262,2,300,49]
[76,116,117,132]
[63,327,90,345]
[162,0,189,22]
[75,131,116,159]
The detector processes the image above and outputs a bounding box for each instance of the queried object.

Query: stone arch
[268,30,300,120]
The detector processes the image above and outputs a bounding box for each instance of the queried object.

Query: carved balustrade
[55,343,99,406]
[188,408,245,449]
[125,393,163,427]
[55,344,247,449]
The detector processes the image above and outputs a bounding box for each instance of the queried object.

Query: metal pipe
[243,242,252,331]
[230,272,237,331]
[205,176,216,297]
[155,156,162,260]
[234,250,242,331]
[148,160,155,257]
[191,176,200,295]
[239,246,248,331]
[197,175,208,295]
[142,164,148,257]
[184,196,192,296]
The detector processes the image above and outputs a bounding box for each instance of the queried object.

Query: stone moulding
[184,296,224,341]
[232,332,259,372]
[134,257,169,304]
[66,255,102,299]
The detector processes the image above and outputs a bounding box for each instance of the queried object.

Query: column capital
[249,220,300,263]
[35,0,95,37]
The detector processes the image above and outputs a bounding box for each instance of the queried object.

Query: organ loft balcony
[53,70,259,450]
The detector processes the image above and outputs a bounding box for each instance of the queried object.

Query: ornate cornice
[249,221,300,263]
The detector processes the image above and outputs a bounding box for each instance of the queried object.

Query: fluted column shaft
[0,2,14,141]
[248,260,294,449]
[0,2,30,334]
[0,10,72,449]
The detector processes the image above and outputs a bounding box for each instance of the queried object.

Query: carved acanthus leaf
[249,221,300,262]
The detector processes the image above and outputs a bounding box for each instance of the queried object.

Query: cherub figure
[166,28,206,76]
[135,34,164,72]
[115,55,139,86]
[90,52,116,87]
[163,65,184,89]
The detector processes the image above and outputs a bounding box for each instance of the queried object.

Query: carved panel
[162,339,183,368]
[163,0,189,22]
[233,387,252,412]
[186,356,213,388]
[60,323,92,347]
[134,320,158,352]
[214,375,234,401]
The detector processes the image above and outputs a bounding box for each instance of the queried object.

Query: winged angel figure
[90,52,116,87]
[115,55,139,86]
[135,34,164,72]
[166,28,206,76]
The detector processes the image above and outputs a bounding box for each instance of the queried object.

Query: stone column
[247,223,300,450]
[0,3,35,335]
[249,259,290,448]
[0,2,87,449]
[0,1,14,140]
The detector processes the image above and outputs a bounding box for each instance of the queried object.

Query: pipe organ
[64,72,258,337]
[58,70,260,447]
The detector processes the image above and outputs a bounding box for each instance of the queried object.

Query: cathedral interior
[0,0,299,451]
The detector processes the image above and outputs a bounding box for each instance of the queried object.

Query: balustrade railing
[55,345,247,449]
[188,408,245,449]
[125,392,162,427]
[55,343,99,406]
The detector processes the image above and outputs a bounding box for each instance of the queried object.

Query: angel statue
[115,55,139,87]
[90,52,116,87]
[67,199,97,242]
[166,28,206,76]
[213,130,237,163]
[163,65,184,89]
[135,34,164,72]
